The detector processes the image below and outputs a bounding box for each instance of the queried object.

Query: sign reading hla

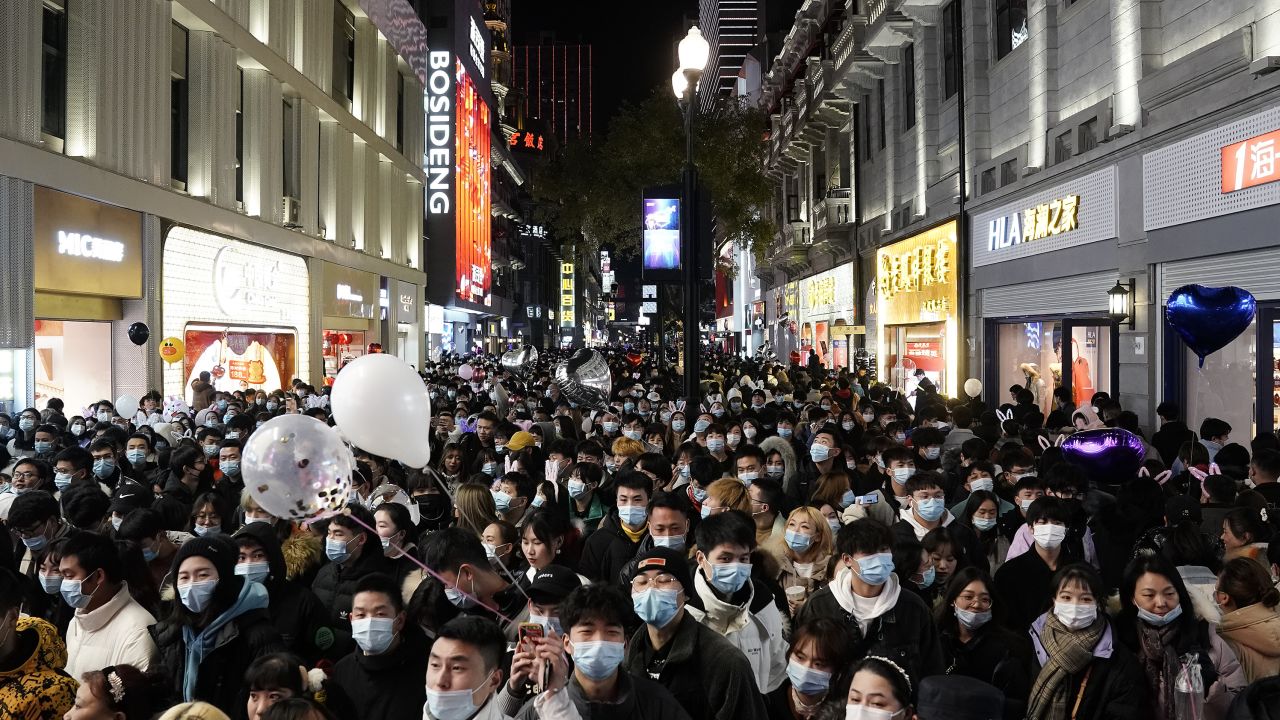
[58,230,124,262]
[987,195,1080,251]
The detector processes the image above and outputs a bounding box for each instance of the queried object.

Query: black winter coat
[310,544,392,658]
[326,637,429,720]
[579,513,645,583]
[939,620,1035,720]
[233,523,335,663]
[794,582,944,685]
[1030,630,1149,720]
[624,612,768,720]
[151,607,284,719]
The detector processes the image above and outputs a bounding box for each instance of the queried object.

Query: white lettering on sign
[425,51,454,215]
[57,230,124,262]
[987,195,1080,252]
[336,284,364,303]
[212,245,286,319]
[469,17,487,78]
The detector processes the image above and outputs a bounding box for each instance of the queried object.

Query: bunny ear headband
[996,409,1013,423]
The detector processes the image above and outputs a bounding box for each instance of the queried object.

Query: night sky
[511,0,698,135]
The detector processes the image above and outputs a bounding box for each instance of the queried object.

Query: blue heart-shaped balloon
[1166,284,1256,368]
[1061,428,1146,485]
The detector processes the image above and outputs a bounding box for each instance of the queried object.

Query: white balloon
[242,414,354,521]
[331,353,432,467]
[963,378,983,398]
[114,394,140,419]
[458,363,475,380]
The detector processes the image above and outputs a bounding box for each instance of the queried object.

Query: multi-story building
[759,0,1280,432]
[512,40,594,146]
[0,0,427,413]
[699,0,764,110]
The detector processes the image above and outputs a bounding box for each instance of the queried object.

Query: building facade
[758,0,1280,431]
[699,0,764,110]
[512,41,595,146]
[0,0,427,413]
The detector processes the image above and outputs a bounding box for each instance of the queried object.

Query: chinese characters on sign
[986,195,1080,251]
[879,238,953,299]
[508,131,545,152]
[560,262,575,327]
[808,277,836,311]
[1222,129,1280,193]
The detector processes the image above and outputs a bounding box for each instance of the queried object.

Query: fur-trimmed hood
[759,435,800,498]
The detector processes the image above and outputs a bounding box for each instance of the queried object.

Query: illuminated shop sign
[560,262,575,327]
[509,130,545,152]
[57,231,124,262]
[986,195,1080,251]
[454,65,492,306]
[425,51,454,215]
[469,16,487,78]
[1222,128,1280,193]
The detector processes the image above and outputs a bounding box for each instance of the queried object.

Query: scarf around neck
[1028,613,1105,720]
[181,580,269,701]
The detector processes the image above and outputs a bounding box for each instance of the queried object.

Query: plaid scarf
[1028,613,1106,720]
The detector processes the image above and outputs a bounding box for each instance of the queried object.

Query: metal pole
[954,0,969,388]
[681,82,700,400]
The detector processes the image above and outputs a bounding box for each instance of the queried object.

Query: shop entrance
[986,317,1116,416]
[884,322,947,404]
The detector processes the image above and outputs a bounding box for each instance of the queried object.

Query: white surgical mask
[1053,600,1098,630]
[1033,523,1067,549]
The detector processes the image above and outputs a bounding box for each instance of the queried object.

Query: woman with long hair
[452,483,498,537]
[66,665,165,720]
[935,567,1034,718]
[777,506,836,615]
[1215,557,1280,682]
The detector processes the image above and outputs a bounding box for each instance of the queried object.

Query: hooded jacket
[0,615,77,719]
[685,570,788,692]
[1218,603,1280,684]
[579,512,647,584]
[758,436,799,500]
[513,669,691,720]
[310,532,392,658]
[234,522,334,663]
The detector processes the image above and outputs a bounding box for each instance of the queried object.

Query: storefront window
[1185,320,1256,442]
[323,331,368,377]
[885,323,948,404]
[35,321,113,414]
[995,322,1061,416]
[0,349,31,415]
[1068,326,1111,407]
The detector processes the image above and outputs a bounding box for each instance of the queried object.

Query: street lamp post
[672,27,709,401]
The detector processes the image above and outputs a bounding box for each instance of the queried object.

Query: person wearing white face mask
[151,534,282,710]
[1027,563,1146,720]
[936,567,1035,715]
[948,462,1016,519]
[495,582,691,720]
[1116,555,1245,719]
[843,656,916,720]
[420,616,508,720]
[325,574,427,720]
[995,498,1077,632]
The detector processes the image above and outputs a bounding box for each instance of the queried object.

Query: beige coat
[1218,602,1280,683]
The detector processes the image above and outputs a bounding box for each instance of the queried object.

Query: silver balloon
[500,346,539,378]
[242,414,355,521]
[554,349,611,409]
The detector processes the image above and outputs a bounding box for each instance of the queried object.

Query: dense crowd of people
[2,347,1280,720]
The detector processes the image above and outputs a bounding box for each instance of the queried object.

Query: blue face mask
[653,534,686,551]
[93,459,115,479]
[142,546,158,563]
[787,659,832,695]
[39,573,62,595]
[707,562,752,595]
[571,640,625,681]
[482,463,499,477]
[632,587,680,628]
[178,579,217,613]
[266,402,278,412]
[707,438,725,453]
[491,490,512,513]
[841,489,856,508]
[810,444,830,463]
[54,472,73,491]
[700,504,714,519]
[202,445,218,457]
[778,427,793,439]
[784,529,812,553]
[235,561,270,584]
[693,419,711,434]
[60,573,99,609]
[34,441,53,455]
[854,552,894,586]
[221,460,240,477]
[23,532,49,551]
[193,524,221,537]
[126,449,147,466]
[915,497,946,523]
[671,420,686,432]
[326,536,355,563]
[216,400,229,412]
[617,505,647,528]
[351,617,397,654]
[973,516,998,532]
[1137,603,1183,627]
[918,565,936,589]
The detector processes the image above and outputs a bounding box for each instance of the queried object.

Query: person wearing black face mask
[153,446,212,531]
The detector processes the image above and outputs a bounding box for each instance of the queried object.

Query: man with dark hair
[420,526,527,635]
[1152,401,1193,470]
[312,505,391,657]
[60,530,157,678]
[0,567,77,717]
[328,573,427,720]
[424,616,509,720]
[580,471,653,584]
[994,497,1076,629]
[117,507,189,589]
[499,582,691,720]
[9,490,68,577]
[233,521,332,663]
[623,547,768,720]
[576,440,606,466]
[795,424,845,503]
[51,446,94,494]
[1249,448,1280,508]
[795,518,943,685]
[59,484,110,532]
[687,511,787,693]
[153,444,211,530]
[733,445,766,485]
[0,458,51,520]
[1199,418,1232,462]
[616,492,694,586]
[746,477,787,565]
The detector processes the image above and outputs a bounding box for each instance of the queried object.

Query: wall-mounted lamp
[1108,278,1135,329]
